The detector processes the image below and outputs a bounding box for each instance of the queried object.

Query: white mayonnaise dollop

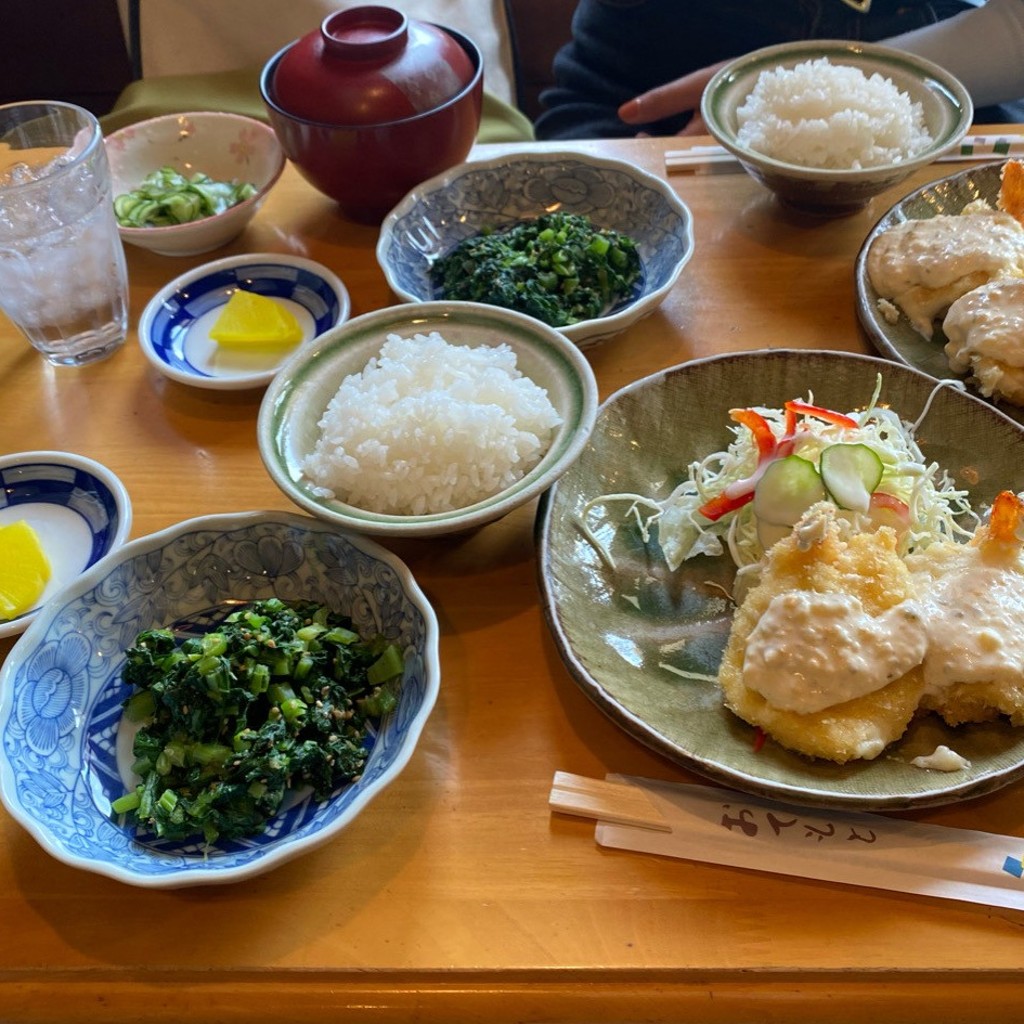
[910,745,972,772]
[915,559,1024,692]
[742,591,928,714]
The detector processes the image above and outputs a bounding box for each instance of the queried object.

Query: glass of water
[0,101,129,367]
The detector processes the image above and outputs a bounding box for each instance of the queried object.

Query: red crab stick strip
[697,399,858,522]
[699,407,796,521]
[783,399,859,430]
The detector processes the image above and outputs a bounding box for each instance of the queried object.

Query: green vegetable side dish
[112,598,404,845]
[430,211,643,328]
[113,165,258,228]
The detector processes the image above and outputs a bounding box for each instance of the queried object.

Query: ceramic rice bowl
[257,301,598,538]
[702,40,972,216]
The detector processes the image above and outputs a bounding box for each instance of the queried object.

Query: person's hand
[617,60,731,136]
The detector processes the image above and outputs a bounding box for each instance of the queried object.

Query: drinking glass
[0,101,129,367]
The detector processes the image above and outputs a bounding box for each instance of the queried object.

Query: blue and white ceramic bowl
[376,152,695,348]
[0,510,440,888]
[138,253,350,390]
[0,451,132,640]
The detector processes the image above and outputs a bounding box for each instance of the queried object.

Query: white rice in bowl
[301,331,563,516]
[735,57,933,169]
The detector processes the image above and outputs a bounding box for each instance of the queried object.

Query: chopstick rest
[550,771,1024,912]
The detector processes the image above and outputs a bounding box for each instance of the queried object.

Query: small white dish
[0,451,132,639]
[105,111,285,257]
[138,252,351,390]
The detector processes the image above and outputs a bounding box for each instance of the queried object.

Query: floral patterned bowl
[0,510,440,888]
[376,152,695,348]
[105,111,285,256]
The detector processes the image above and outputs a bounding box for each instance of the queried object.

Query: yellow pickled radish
[0,520,51,620]
[209,289,304,349]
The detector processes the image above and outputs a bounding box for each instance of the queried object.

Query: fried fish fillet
[907,490,1024,728]
[868,159,1024,342]
[718,507,926,763]
[943,277,1024,406]
[931,161,1024,405]
[866,206,1024,339]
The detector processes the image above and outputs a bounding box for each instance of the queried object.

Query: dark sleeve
[531,0,965,140]
[534,0,692,140]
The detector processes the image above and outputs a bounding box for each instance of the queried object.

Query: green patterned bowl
[258,301,599,538]
[702,40,972,216]
[538,349,1024,810]
[855,161,1024,425]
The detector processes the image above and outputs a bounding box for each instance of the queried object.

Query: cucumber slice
[752,455,826,526]
[819,443,884,513]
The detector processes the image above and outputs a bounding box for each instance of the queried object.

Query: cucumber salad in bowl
[580,375,977,592]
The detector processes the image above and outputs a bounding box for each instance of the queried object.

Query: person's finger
[618,60,730,125]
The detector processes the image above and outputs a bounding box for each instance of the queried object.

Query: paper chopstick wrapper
[550,771,1024,911]
[665,133,1024,174]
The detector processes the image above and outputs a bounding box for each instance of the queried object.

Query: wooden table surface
[2,133,1023,1024]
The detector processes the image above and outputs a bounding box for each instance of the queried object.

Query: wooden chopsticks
[665,133,1024,174]
[548,770,672,831]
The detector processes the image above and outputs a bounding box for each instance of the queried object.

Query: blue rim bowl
[0,510,441,887]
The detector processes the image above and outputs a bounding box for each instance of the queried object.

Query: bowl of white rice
[701,40,972,216]
[257,301,599,537]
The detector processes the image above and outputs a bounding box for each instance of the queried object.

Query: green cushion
[100,67,534,142]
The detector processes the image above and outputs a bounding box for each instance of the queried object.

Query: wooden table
[2,134,1023,1024]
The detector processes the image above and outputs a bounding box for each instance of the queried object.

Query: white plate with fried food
[856,160,1024,424]
[538,349,1024,810]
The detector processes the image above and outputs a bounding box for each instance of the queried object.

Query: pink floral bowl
[105,112,285,257]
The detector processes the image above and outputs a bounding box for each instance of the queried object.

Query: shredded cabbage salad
[579,377,978,580]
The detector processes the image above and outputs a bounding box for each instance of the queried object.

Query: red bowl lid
[271,5,476,125]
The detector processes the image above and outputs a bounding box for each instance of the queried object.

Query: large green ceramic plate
[537,350,1024,810]
[855,160,1024,427]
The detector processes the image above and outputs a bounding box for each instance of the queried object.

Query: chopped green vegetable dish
[112,598,404,844]
[431,211,643,327]
[113,165,257,227]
